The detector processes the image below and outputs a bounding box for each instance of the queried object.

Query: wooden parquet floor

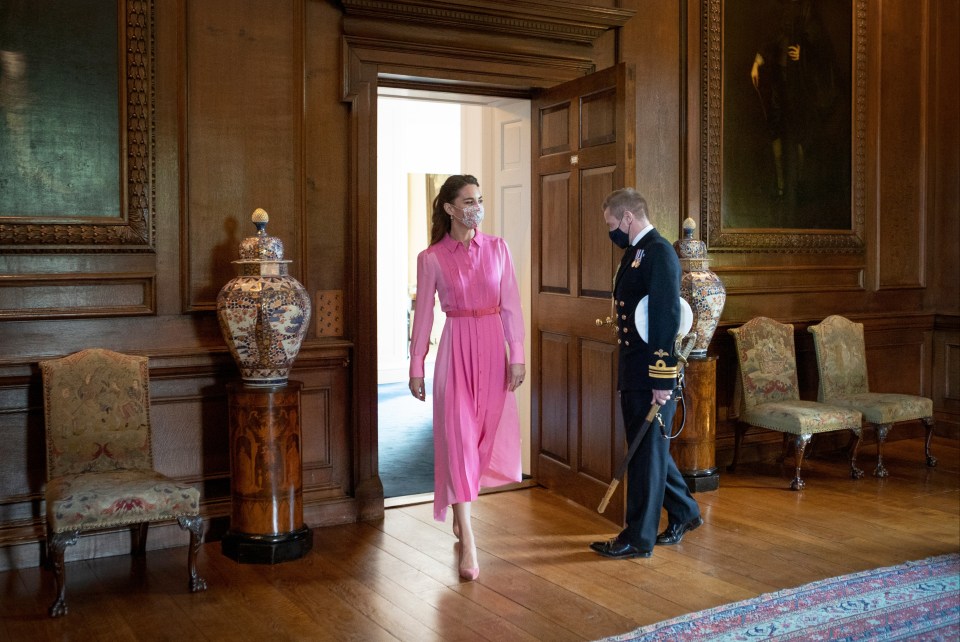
[3,436,958,641]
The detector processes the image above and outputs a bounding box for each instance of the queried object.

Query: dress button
[625,341,630,346]
[621,314,627,320]
[622,327,628,333]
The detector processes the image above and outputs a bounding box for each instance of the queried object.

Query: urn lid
[674,217,707,260]
[237,208,287,263]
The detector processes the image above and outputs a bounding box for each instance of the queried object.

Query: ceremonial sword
[597,331,698,514]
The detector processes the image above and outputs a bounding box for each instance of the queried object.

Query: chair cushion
[46,469,200,533]
[744,400,862,435]
[824,393,933,425]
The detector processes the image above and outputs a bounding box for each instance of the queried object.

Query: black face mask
[609,226,631,249]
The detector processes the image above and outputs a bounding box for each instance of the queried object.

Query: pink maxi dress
[409,231,525,522]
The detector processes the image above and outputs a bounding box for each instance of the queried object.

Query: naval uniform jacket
[613,227,681,392]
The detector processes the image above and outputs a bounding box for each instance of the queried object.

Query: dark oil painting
[722,0,852,231]
[0,0,120,219]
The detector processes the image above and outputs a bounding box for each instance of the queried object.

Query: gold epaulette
[649,359,678,379]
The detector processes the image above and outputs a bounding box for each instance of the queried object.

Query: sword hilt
[673,331,698,366]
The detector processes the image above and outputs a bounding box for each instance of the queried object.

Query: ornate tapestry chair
[808,315,936,476]
[728,317,864,490]
[40,348,207,617]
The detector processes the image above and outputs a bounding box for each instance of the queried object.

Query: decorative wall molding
[339,0,634,45]
[339,0,634,98]
[713,265,865,294]
[341,34,597,99]
[0,273,156,319]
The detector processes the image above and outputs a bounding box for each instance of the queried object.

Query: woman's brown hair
[430,174,480,246]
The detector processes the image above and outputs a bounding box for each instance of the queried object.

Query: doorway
[375,88,533,503]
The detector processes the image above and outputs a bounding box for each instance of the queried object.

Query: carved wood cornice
[339,0,634,45]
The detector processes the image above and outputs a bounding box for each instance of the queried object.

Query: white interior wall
[376,98,461,383]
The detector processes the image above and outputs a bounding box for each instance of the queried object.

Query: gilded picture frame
[0,0,154,252]
[702,0,865,252]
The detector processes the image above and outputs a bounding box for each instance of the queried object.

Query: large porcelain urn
[673,217,725,359]
[217,208,311,385]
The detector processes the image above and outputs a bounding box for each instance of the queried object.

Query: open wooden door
[531,63,636,525]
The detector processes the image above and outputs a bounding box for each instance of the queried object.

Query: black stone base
[682,468,720,493]
[221,525,313,564]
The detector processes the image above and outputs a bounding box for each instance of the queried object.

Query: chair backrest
[728,316,800,413]
[40,349,154,478]
[807,314,870,401]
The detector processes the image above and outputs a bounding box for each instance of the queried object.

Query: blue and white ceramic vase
[217,208,311,385]
[674,217,726,359]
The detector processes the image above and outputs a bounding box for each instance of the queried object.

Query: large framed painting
[702,0,865,252]
[0,0,153,251]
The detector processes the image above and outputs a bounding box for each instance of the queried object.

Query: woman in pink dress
[408,174,525,581]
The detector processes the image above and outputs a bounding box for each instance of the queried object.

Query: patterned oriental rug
[599,553,960,641]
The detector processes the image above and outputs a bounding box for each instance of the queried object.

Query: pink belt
[446,306,501,318]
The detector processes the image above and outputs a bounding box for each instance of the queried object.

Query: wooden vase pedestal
[221,381,312,564]
[670,356,720,492]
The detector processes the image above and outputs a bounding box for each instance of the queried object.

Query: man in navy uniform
[590,188,703,559]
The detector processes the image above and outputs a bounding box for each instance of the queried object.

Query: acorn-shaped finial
[252,208,269,235]
[682,217,697,239]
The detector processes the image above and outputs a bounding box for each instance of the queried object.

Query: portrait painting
[0,0,119,219]
[703,0,864,251]
[0,0,153,250]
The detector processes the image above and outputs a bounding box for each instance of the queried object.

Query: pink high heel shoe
[458,543,479,581]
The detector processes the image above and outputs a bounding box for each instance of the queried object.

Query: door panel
[579,340,618,479]
[580,166,617,296]
[531,63,636,525]
[580,88,617,147]
[540,104,571,154]
[487,98,532,474]
[539,332,571,462]
[540,173,572,293]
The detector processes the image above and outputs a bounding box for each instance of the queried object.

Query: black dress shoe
[655,516,703,546]
[589,537,652,559]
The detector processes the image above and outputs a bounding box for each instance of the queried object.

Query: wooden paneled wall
[0,0,353,571]
[0,0,956,570]
[619,0,959,450]
[0,345,353,571]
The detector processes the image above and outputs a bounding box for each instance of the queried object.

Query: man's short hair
[603,188,648,221]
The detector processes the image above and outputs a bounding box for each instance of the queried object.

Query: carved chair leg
[177,515,208,593]
[133,522,149,556]
[848,428,864,479]
[922,417,937,467]
[874,423,891,478]
[727,423,747,472]
[47,530,80,617]
[790,434,811,491]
